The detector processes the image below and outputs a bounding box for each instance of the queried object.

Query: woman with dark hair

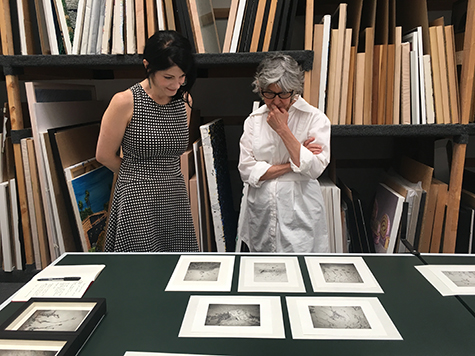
[96,30,199,252]
[237,53,331,253]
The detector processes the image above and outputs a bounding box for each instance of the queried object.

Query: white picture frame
[304,256,384,293]
[402,28,426,125]
[179,296,285,338]
[165,255,235,292]
[415,264,475,296]
[238,256,305,293]
[286,297,402,340]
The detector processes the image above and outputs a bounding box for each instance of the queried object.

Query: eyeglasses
[260,90,294,99]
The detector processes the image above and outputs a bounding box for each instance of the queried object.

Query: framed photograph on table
[0,337,75,355]
[0,298,106,355]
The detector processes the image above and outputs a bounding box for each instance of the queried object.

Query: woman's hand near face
[266,104,302,167]
[303,137,322,155]
[266,104,289,135]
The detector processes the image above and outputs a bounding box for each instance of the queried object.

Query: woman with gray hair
[237,53,331,253]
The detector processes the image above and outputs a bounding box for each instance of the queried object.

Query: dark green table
[1,253,475,356]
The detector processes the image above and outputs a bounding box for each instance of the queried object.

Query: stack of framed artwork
[0,297,106,355]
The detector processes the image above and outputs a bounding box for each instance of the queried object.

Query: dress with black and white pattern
[104,83,199,252]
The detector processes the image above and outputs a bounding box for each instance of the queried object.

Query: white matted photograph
[238,256,306,293]
[179,296,285,339]
[165,255,235,292]
[415,264,475,296]
[0,338,68,355]
[286,297,402,340]
[4,302,96,332]
[304,256,384,293]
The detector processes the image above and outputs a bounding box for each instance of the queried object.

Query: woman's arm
[266,104,302,166]
[239,116,273,187]
[259,163,292,181]
[96,89,134,174]
[257,136,322,181]
[239,114,293,185]
[291,112,331,179]
[185,93,193,127]
[303,137,323,154]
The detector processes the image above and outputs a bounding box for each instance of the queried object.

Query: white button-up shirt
[237,96,331,253]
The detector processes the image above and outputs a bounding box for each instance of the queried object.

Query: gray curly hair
[252,53,304,97]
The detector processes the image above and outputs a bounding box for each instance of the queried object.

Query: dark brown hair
[143,30,197,102]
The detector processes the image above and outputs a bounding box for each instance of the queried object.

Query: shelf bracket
[453,133,469,144]
[2,65,23,77]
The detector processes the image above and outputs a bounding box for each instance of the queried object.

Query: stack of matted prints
[0,297,106,355]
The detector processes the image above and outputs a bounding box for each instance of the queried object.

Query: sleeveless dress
[104,83,199,252]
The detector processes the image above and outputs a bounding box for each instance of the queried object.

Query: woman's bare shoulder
[102,88,134,127]
[110,88,134,109]
[184,92,193,107]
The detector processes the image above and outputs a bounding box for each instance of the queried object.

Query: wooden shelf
[0,50,314,75]
[332,123,475,141]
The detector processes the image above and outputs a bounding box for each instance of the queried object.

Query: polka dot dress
[105,83,199,252]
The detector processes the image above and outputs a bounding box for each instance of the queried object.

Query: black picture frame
[0,298,106,355]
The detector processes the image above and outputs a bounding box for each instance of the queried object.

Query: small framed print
[415,264,475,296]
[165,255,235,292]
[0,337,72,355]
[304,256,383,293]
[0,298,106,355]
[238,256,306,293]
[286,296,402,340]
[179,296,285,339]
